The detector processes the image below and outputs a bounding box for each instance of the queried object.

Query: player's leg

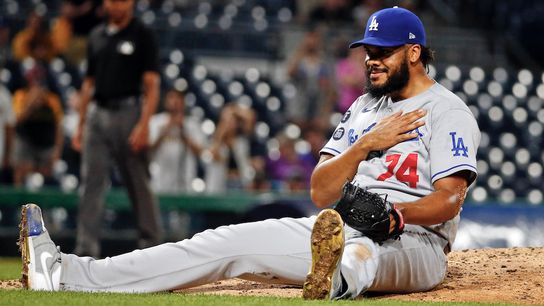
[303,216,447,300]
[367,225,448,293]
[75,106,111,258]
[337,224,448,297]
[303,209,381,300]
[331,225,381,299]
[111,104,162,249]
[21,203,316,292]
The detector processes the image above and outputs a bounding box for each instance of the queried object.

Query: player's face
[363,45,410,97]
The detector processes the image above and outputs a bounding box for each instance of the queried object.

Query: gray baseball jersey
[321,82,481,246]
[53,82,479,297]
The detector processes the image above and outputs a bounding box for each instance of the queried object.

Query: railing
[0,186,312,213]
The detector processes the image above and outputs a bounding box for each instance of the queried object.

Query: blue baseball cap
[350,7,426,48]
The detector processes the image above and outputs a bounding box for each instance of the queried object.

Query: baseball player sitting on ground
[18,7,480,300]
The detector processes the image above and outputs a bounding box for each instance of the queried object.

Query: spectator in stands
[71,0,162,257]
[302,125,327,166]
[205,103,256,193]
[61,89,81,177]
[286,28,335,130]
[12,62,64,187]
[248,156,271,191]
[0,83,15,183]
[266,132,315,191]
[14,36,63,99]
[149,89,205,193]
[308,0,353,25]
[352,0,383,25]
[0,18,23,93]
[0,17,12,68]
[51,0,104,66]
[12,11,56,63]
[335,44,366,113]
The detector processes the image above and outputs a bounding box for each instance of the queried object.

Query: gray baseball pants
[61,216,447,296]
[76,100,162,258]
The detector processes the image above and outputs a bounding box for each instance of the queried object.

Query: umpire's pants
[76,99,162,257]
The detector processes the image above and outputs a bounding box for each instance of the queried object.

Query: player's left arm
[393,106,481,227]
[393,170,471,226]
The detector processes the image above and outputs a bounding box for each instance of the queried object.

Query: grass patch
[0,258,20,280]
[0,290,477,306]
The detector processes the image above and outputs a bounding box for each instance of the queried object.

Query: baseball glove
[334,182,404,244]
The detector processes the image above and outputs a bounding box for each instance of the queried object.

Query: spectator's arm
[13,88,45,123]
[232,105,256,136]
[51,17,72,54]
[149,121,171,152]
[181,132,204,156]
[12,31,31,62]
[49,93,64,162]
[286,52,302,78]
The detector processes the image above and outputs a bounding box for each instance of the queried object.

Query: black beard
[365,59,410,98]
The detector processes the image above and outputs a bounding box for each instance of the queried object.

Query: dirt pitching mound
[3,247,543,304]
[179,247,544,304]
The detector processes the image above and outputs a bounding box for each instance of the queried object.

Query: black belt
[96,96,139,110]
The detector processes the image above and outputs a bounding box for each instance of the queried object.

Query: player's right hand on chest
[358,109,427,152]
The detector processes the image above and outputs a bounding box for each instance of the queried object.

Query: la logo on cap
[368,15,379,31]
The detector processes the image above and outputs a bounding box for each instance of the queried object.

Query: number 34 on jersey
[377,153,419,188]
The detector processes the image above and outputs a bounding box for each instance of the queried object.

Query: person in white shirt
[149,89,205,193]
[204,103,256,193]
[0,83,15,175]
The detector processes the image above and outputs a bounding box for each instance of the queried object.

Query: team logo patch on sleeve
[348,129,358,146]
[333,127,345,140]
[341,110,351,123]
[450,132,468,157]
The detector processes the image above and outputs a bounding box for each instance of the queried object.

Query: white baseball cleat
[19,203,62,291]
[303,209,345,300]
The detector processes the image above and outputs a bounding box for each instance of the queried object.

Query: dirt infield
[3,247,543,304]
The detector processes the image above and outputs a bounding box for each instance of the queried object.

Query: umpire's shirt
[87,18,159,106]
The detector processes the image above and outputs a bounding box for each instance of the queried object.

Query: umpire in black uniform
[72,0,162,257]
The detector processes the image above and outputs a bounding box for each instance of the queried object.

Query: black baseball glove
[334,182,404,244]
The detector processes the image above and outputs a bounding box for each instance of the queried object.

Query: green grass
[0,258,509,306]
[1,290,496,306]
[0,290,472,306]
[0,258,21,280]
